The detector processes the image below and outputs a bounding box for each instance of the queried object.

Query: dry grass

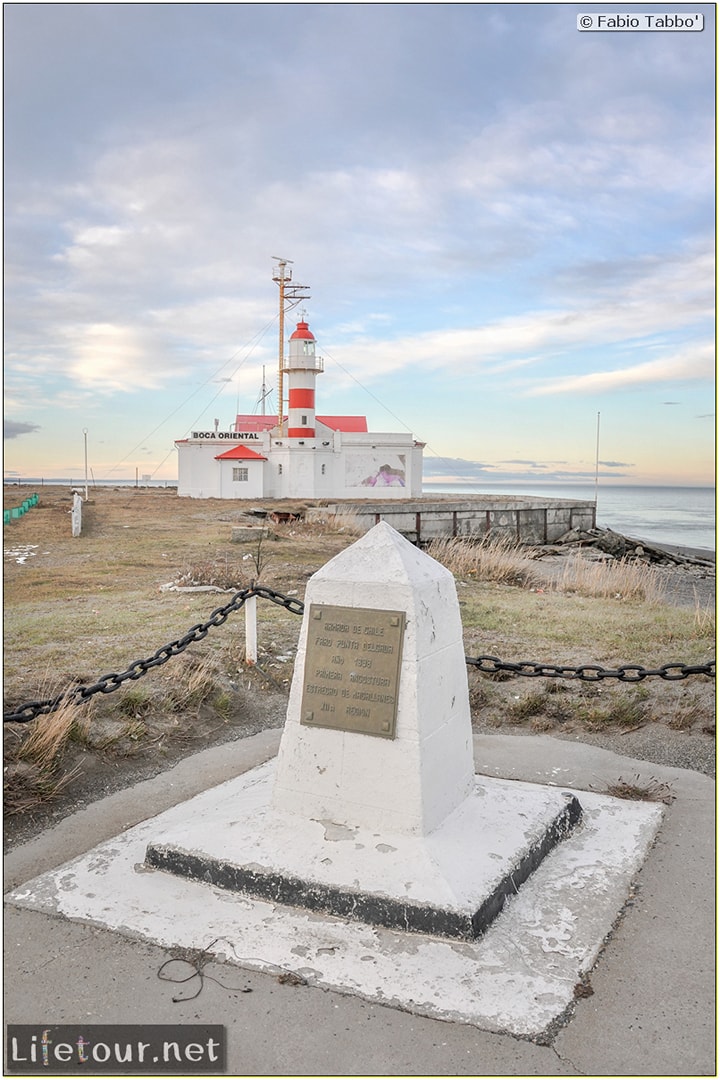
[16,696,91,768]
[308,510,367,536]
[3,485,715,820]
[553,551,667,602]
[167,656,219,711]
[4,761,83,815]
[426,534,540,588]
[605,774,675,804]
[693,593,715,635]
[174,556,248,590]
[504,683,652,733]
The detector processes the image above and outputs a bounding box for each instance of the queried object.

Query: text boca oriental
[191,431,261,440]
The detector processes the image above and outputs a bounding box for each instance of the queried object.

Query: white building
[176,317,424,499]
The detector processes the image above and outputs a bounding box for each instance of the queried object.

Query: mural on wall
[346,453,407,489]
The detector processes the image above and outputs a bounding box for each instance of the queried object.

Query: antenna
[254,365,273,415]
[272,258,310,436]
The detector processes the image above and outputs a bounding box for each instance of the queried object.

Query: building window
[301,415,308,425]
[321,464,326,475]
[232,467,249,482]
[278,464,283,475]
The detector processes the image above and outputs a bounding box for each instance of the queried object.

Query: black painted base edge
[145,795,582,941]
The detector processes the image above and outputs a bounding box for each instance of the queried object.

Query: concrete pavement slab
[3,908,575,1076]
[4,731,715,1075]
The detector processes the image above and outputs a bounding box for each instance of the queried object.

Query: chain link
[3,584,298,724]
[3,584,714,724]
[465,655,715,682]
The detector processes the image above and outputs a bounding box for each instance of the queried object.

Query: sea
[4,478,715,554]
[422,482,715,554]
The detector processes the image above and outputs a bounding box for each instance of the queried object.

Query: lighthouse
[175,262,424,499]
[284,317,324,439]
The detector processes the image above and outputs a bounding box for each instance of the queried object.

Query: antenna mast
[255,365,273,416]
[272,257,311,436]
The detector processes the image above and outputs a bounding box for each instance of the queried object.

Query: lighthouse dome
[290,320,315,341]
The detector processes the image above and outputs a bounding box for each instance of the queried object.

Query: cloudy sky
[4,2,715,487]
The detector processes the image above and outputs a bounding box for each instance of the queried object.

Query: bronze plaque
[300,604,406,738]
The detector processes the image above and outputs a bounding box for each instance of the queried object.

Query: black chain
[4,585,714,724]
[465,656,715,682]
[2,584,303,724]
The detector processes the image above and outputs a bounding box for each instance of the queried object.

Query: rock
[231,526,270,542]
[595,530,628,558]
[84,718,128,749]
[557,528,584,544]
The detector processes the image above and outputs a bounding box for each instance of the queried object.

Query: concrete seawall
[306,495,596,545]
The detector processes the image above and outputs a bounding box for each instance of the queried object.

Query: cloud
[317,244,714,392]
[2,2,714,481]
[421,455,634,484]
[423,456,496,477]
[526,341,714,396]
[4,420,41,439]
[62,322,188,392]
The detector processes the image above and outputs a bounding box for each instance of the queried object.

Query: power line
[317,339,488,495]
[109,315,278,476]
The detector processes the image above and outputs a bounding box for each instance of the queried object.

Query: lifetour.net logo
[5,1026,225,1074]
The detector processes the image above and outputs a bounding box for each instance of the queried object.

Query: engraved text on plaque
[300,604,406,738]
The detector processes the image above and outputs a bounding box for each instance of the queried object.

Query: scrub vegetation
[3,485,715,832]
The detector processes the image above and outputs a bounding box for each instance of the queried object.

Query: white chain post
[245,594,258,665]
[71,491,83,537]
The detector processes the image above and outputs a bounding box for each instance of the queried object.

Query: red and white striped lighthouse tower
[283,316,324,438]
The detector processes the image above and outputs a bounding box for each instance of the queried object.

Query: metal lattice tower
[272,258,311,436]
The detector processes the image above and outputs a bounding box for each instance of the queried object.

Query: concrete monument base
[5,749,664,1039]
[145,760,581,940]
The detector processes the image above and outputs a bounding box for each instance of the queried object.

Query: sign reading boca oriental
[301,604,406,738]
[191,432,261,440]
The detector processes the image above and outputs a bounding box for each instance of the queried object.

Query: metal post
[272,257,310,440]
[278,272,285,436]
[245,594,258,665]
[83,428,89,501]
[594,411,601,514]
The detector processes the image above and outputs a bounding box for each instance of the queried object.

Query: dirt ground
[3,485,715,848]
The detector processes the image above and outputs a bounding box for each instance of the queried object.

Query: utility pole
[271,257,310,436]
[594,412,601,515]
[83,428,89,500]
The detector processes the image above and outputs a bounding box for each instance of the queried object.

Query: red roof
[290,320,315,341]
[215,445,267,461]
[233,415,278,432]
[317,415,368,433]
[227,414,368,434]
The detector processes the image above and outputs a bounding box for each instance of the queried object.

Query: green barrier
[5,494,39,521]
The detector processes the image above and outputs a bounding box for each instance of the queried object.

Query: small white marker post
[70,491,83,537]
[245,594,258,665]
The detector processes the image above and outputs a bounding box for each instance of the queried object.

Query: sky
[4,2,716,488]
